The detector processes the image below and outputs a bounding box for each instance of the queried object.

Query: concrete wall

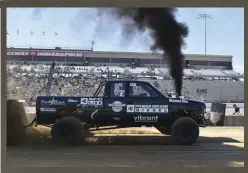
[154,80,244,102]
[224,116,244,126]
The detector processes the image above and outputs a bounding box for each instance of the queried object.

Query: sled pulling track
[7,127,244,167]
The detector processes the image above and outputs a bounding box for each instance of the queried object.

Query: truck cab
[91,80,170,126]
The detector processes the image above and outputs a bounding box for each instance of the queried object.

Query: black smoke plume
[98,8,189,97]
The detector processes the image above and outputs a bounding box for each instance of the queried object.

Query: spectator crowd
[7,62,243,105]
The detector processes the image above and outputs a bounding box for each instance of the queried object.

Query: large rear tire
[51,117,85,145]
[171,117,199,145]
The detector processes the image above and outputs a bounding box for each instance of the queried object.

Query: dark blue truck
[35,80,212,145]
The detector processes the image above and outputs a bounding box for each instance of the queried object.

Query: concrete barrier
[205,103,244,108]
[224,116,245,126]
[7,100,29,145]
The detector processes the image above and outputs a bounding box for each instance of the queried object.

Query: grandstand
[6,46,244,103]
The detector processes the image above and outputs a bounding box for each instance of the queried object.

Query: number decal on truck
[80,98,103,108]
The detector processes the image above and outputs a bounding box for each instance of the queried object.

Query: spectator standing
[233,104,240,115]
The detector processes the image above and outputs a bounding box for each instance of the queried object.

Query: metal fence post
[220,88,222,102]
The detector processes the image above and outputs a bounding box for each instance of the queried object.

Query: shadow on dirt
[6,123,244,147]
[7,130,244,167]
[7,133,243,147]
[85,135,243,145]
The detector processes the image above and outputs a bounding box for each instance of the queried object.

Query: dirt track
[7,127,244,167]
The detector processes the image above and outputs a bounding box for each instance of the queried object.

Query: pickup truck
[36,80,213,145]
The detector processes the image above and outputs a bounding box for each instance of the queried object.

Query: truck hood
[169,97,204,104]
[168,98,206,113]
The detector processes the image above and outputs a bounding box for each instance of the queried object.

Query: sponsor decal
[169,99,188,103]
[80,98,103,105]
[127,105,135,112]
[109,101,126,112]
[40,108,56,112]
[88,99,103,106]
[7,51,84,57]
[134,115,158,122]
[127,105,168,113]
[67,99,78,103]
[40,98,66,106]
[130,83,136,87]
[80,98,88,105]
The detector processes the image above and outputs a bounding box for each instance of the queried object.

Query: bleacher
[7,63,242,77]
[223,70,241,77]
[193,69,227,77]
[7,62,244,103]
[148,79,244,102]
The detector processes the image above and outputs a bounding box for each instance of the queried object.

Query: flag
[30,31,34,35]
[42,31,45,35]
[54,32,58,36]
[17,29,19,35]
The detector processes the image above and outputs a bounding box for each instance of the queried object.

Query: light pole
[91,41,95,51]
[197,13,213,55]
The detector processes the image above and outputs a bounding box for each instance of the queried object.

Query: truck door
[125,81,169,124]
[98,81,129,125]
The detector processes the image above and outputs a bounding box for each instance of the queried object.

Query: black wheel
[51,117,85,145]
[171,117,199,145]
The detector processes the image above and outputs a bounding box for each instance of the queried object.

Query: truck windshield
[150,83,169,98]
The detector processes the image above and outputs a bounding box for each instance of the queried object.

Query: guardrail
[205,103,244,108]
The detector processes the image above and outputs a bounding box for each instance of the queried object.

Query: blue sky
[6,8,244,73]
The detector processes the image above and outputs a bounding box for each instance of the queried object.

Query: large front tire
[51,117,85,145]
[171,117,199,145]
